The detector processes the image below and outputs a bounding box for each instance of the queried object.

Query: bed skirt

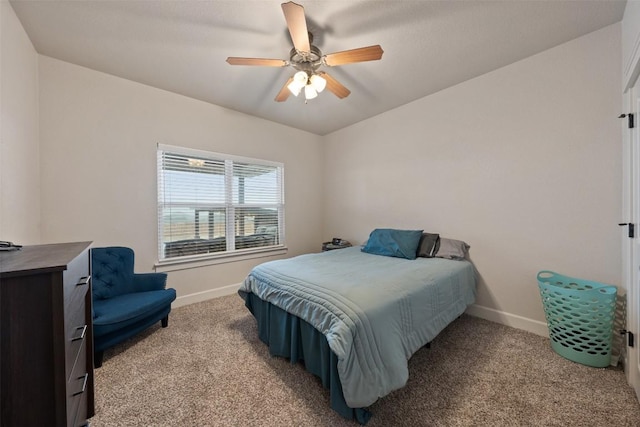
[244,292,372,425]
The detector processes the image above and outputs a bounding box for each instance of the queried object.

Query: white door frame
[624,82,640,400]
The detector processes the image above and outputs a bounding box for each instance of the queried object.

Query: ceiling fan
[226,1,384,102]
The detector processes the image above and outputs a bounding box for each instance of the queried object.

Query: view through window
[157,145,284,261]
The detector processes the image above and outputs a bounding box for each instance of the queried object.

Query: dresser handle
[73,373,89,396]
[71,325,87,342]
[76,276,90,286]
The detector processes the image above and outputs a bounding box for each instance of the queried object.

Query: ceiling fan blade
[281,1,310,54]
[324,45,384,66]
[275,77,294,102]
[317,72,350,99]
[226,57,287,67]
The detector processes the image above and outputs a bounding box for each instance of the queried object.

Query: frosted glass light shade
[288,71,309,96]
[293,71,308,84]
[310,74,326,93]
[287,80,303,96]
[304,84,318,100]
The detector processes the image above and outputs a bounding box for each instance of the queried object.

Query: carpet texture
[91,294,640,426]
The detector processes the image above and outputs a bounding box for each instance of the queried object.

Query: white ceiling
[10,0,626,135]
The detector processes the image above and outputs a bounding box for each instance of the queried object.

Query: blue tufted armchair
[91,247,176,367]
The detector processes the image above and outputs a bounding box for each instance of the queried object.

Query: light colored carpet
[91,294,640,426]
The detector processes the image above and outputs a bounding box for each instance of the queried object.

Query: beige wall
[1,1,40,244]
[5,5,624,331]
[323,24,622,333]
[38,56,323,302]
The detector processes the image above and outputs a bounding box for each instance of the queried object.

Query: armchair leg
[94,350,104,368]
[161,316,169,328]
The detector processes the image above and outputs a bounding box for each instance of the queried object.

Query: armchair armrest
[132,272,168,292]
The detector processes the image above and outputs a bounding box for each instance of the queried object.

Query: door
[626,82,640,400]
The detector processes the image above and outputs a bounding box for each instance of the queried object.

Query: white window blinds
[157,144,284,261]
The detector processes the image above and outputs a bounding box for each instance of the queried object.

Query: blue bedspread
[238,246,476,408]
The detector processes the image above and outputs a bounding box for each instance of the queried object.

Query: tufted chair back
[91,247,137,300]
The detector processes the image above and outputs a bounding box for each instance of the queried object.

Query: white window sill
[154,246,288,272]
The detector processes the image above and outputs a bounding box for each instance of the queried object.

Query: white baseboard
[173,283,241,308]
[465,304,549,338]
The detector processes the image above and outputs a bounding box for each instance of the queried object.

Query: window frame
[156,144,286,268]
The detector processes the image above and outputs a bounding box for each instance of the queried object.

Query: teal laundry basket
[537,271,617,368]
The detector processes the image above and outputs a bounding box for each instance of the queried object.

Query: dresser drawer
[67,337,89,426]
[65,278,90,381]
[62,248,90,381]
[63,249,90,314]
[73,390,88,427]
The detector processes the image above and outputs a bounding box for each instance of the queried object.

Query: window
[157,144,284,262]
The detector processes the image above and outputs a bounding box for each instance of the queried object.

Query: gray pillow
[416,233,440,258]
[435,238,470,260]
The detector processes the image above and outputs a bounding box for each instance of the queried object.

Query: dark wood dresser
[0,242,95,426]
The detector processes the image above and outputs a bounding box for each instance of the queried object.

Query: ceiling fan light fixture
[310,74,326,93]
[304,84,318,100]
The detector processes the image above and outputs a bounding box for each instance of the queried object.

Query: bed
[238,237,476,424]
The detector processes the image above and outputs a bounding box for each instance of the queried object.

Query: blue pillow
[361,228,424,260]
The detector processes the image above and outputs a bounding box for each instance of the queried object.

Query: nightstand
[322,241,352,251]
